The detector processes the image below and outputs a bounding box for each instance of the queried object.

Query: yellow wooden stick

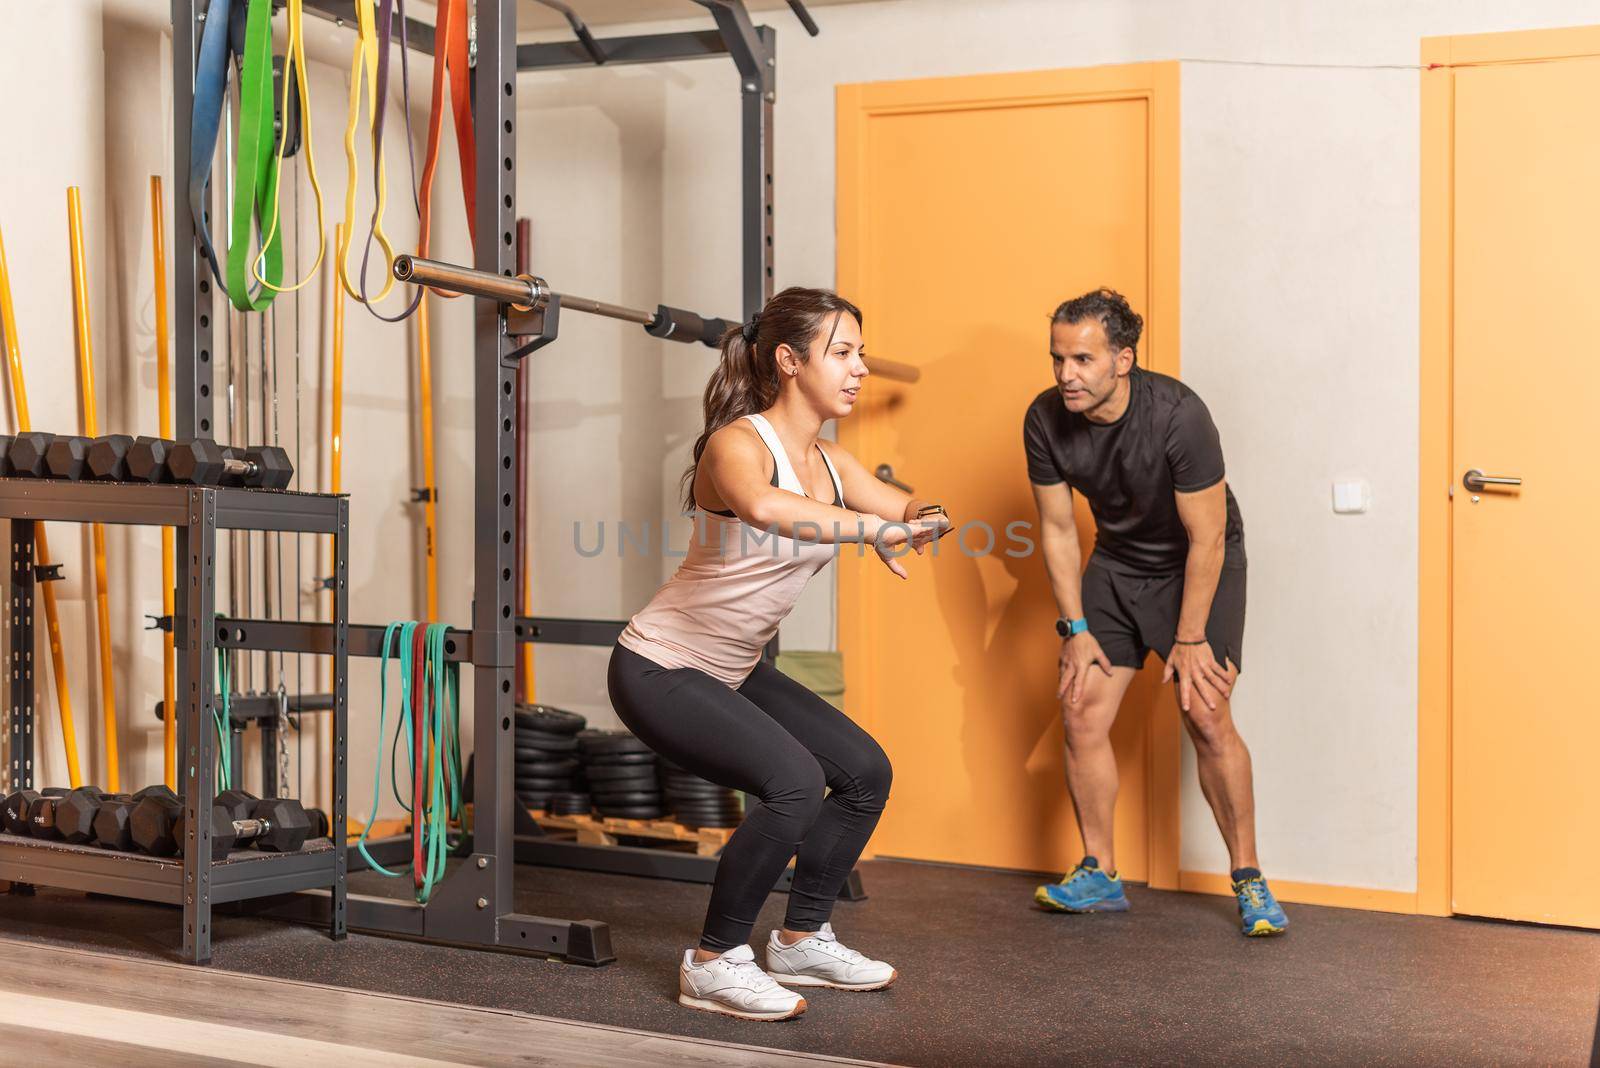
[325,222,346,809]
[150,177,178,791]
[67,187,120,794]
[0,223,84,788]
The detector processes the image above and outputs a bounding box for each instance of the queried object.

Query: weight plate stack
[577,730,664,820]
[660,759,744,829]
[545,792,592,817]
[514,704,587,809]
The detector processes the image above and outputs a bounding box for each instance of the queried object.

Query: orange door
[1442,33,1600,927]
[836,65,1181,880]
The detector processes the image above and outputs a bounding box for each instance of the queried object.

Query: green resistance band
[225,0,284,311]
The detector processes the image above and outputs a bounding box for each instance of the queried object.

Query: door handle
[1462,468,1522,492]
[874,463,913,493]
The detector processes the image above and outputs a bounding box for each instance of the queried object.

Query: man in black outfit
[1023,288,1287,936]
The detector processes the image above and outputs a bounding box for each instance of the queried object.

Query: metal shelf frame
[0,480,349,964]
[156,0,818,960]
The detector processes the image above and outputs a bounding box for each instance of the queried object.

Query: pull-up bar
[393,254,921,383]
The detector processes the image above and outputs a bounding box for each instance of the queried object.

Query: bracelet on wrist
[1173,637,1209,646]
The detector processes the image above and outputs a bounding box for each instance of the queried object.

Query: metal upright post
[173,0,214,442]
[330,496,349,939]
[7,522,36,794]
[705,6,777,316]
[179,488,218,964]
[469,0,519,933]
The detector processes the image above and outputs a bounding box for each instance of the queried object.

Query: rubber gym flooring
[0,857,1595,1066]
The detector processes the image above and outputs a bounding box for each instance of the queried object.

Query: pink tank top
[618,413,845,687]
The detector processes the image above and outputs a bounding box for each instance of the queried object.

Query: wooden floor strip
[0,938,888,1068]
[0,993,459,1067]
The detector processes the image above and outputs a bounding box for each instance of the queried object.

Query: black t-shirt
[1023,367,1246,575]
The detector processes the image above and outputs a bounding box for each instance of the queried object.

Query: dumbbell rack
[0,478,349,964]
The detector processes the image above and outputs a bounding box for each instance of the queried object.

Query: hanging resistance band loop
[224,0,285,311]
[416,0,477,298]
[188,0,239,295]
[354,0,425,322]
[252,0,327,293]
[357,621,459,903]
[337,0,396,304]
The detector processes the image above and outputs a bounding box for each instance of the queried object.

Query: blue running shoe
[1233,872,1288,936]
[1034,857,1129,913]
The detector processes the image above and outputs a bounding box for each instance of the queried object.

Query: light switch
[1332,479,1370,514]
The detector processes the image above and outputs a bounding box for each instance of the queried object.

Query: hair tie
[741,313,761,345]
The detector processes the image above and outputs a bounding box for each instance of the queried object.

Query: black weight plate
[516,758,579,777]
[515,704,587,735]
[662,780,729,796]
[517,793,553,809]
[665,783,732,799]
[517,730,580,752]
[589,789,663,806]
[597,805,666,820]
[517,777,577,793]
[585,764,659,783]
[546,792,590,806]
[589,782,661,798]
[670,793,742,807]
[577,730,653,755]
[586,775,659,792]
[583,751,658,766]
[661,770,716,784]
[671,804,745,819]
[671,800,742,813]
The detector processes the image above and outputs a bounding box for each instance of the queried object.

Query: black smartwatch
[1055,617,1088,638]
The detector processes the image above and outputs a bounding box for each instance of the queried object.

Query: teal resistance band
[214,644,233,791]
[356,621,415,877]
[417,623,462,901]
[354,621,462,903]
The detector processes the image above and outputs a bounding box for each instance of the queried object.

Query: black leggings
[607,644,892,952]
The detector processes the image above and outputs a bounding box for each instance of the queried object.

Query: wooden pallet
[533,812,735,856]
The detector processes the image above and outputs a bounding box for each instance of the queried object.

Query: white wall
[5,0,1596,886]
[510,0,1600,893]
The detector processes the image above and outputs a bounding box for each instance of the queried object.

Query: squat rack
[168,0,820,965]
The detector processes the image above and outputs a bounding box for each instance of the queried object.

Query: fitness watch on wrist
[1056,617,1088,638]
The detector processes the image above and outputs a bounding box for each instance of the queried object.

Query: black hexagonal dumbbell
[0,433,13,476]
[174,789,266,861]
[55,785,117,844]
[125,436,173,483]
[94,784,177,851]
[44,435,94,481]
[245,797,312,851]
[168,438,293,490]
[2,787,65,836]
[175,794,308,860]
[86,433,136,481]
[30,785,99,840]
[8,432,55,478]
[228,446,294,489]
[129,788,185,855]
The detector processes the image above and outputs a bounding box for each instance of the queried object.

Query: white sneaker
[765,923,898,991]
[678,944,807,1021]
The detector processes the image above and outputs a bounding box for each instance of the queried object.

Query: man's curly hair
[1052,288,1143,356]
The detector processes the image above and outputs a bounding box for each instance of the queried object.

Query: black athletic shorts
[1080,560,1246,672]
